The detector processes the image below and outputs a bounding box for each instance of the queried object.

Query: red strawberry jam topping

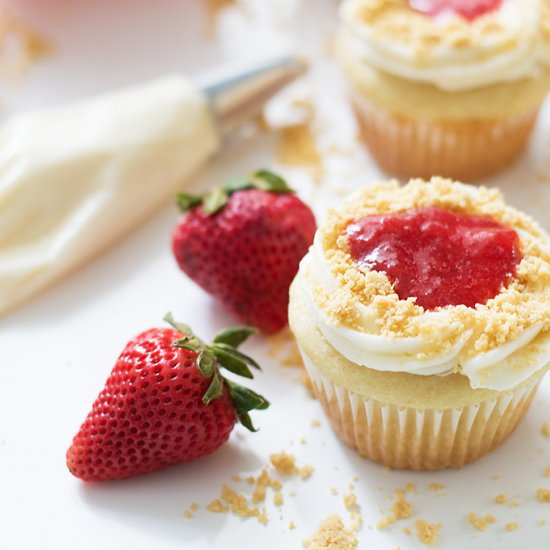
[408,0,502,21]
[346,206,522,310]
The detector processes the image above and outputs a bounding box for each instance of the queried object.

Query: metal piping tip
[200,55,307,138]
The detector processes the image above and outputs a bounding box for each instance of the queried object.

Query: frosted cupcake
[289,178,550,470]
[337,0,550,180]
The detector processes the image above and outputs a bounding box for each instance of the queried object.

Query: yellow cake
[289,178,550,470]
[337,0,550,180]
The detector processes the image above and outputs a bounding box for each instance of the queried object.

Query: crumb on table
[415,519,442,545]
[183,502,198,519]
[468,512,496,531]
[302,514,358,550]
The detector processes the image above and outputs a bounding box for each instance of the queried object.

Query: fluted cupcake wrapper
[301,351,542,471]
[351,93,539,182]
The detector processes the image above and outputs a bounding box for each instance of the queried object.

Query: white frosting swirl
[340,0,550,91]
[299,231,550,392]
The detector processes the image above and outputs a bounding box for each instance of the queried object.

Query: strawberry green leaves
[213,326,256,347]
[227,381,269,432]
[175,169,295,215]
[164,313,269,431]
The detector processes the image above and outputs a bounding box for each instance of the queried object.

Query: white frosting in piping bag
[0,76,220,315]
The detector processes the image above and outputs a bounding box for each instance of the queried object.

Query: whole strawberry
[67,315,268,482]
[172,170,316,334]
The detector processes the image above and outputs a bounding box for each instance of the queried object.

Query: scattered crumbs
[302,514,358,550]
[349,511,363,532]
[222,484,267,523]
[537,519,548,526]
[377,489,412,530]
[274,491,284,507]
[492,475,502,480]
[536,488,550,503]
[344,492,358,511]
[384,466,392,473]
[545,466,550,478]
[270,452,296,475]
[207,498,229,514]
[505,522,519,532]
[508,502,519,509]
[542,422,550,437]
[183,502,198,519]
[231,475,242,483]
[311,419,321,428]
[428,483,445,493]
[405,482,416,493]
[353,475,359,482]
[252,469,282,504]
[392,490,413,520]
[377,515,396,530]
[330,487,339,496]
[495,494,508,505]
[348,482,355,490]
[205,450,313,525]
[468,512,497,531]
[403,527,411,535]
[270,452,314,481]
[343,491,362,532]
[415,520,441,546]
[289,520,296,530]
[300,437,307,445]
[299,464,314,480]
[277,107,324,183]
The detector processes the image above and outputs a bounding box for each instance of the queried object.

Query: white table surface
[1,1,549,548]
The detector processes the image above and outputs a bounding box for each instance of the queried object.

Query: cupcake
[289,178,550,470]
[337,0,550,181]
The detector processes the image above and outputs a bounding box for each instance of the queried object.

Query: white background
[0,0,549,548]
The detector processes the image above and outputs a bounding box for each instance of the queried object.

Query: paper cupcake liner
[352,94,539,181]
[301,352,542,471]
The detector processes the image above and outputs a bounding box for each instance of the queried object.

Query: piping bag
[0,56,305,315]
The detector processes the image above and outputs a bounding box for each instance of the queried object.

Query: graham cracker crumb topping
[349,0,550,59]
[306,178,550,363]
[536,488,550,502]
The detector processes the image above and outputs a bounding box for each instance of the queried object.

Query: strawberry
[172,170,316,334]
[408,0,502,20]
[66,315,268,482]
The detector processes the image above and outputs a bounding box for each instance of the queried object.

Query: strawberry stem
[175,169,295,215]
[165,313,269,431]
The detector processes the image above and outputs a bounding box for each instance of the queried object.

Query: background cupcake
[289,178,550,470]
[337,0,550,180]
